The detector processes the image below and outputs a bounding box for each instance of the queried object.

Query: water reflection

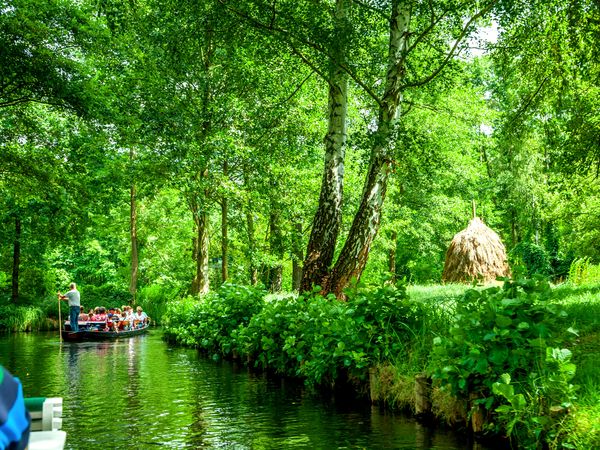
[0,331,493,449]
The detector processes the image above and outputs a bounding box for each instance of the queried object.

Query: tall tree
[221,0,498,296]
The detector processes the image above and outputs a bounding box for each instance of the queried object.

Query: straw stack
[442,217,510,283]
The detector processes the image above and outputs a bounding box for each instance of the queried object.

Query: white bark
[300,0,348,292]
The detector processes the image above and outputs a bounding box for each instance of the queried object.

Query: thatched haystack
[442,217,510,283]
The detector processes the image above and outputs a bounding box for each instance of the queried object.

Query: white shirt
[134,311,148,322]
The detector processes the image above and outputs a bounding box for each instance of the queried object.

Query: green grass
[407,283,470,302]
[0,304,47,332]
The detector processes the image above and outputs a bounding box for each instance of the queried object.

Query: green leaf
[510,394,526,410]
[492,381,514,399]
[495,315,512,328]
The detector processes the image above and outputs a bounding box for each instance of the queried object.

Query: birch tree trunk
[327,0,410,297]
[300,0,348,292]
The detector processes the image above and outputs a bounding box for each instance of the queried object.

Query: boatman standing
[58,283,81,332]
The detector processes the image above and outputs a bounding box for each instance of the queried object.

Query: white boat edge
[29,430,67,450]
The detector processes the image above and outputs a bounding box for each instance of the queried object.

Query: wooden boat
[62,321,150,341]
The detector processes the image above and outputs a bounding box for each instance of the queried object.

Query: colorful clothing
[0,366,30,450]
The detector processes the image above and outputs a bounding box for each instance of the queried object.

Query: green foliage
[432,277,568,395]
[164,282,424,387]
[431,277,577,446]
[510,241,552,277]
[492,348,578,448]
[137,283,185,326]
[162,284,267,356]
[0,304,46,332]
[82,283,130,309]
[568,258,600,286]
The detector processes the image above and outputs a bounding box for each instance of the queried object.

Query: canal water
[1,330,490,449]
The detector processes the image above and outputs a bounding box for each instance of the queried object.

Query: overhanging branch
[401,0,498,90]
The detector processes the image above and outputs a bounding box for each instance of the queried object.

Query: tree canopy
[1,0,598,305]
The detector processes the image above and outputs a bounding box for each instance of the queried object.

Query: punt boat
[62,321,149,341]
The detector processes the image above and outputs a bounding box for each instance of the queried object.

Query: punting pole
[57,293,63,343]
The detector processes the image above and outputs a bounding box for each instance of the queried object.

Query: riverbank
[1,330,492,449]
[162,279,600,449]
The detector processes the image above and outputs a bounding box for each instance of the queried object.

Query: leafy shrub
[0,304,46,331]
[233,283,419,385]
[492,348,578,448]
[510,241,552,277]
[431,277,576,446]
[163,282,424,387]
[162,283,266,356]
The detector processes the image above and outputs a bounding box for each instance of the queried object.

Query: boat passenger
[119,311,130,330]
[133,307,149,328]
[94,307,107,322]
[88,309,96,320]
[78,306,89,322]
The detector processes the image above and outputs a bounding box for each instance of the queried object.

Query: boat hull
[62,324,149,341]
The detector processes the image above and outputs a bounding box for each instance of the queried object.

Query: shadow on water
[1,331,499,449]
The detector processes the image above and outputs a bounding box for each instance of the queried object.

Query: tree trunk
[130,181,139,303]
[188,26,214,296]
[189,167,211,296]
[292,220,303,291]
[244,165,258,286]
[192,208,210,295]
[246,208,258,286]
[326,1,410,298]
[221,160,229,283]
[11,217,20,302]
[268,202,283,293]
[300,0,348,293]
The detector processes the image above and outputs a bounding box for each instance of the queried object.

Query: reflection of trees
[0,332,485,448]
[188,372,209,448]
[0,332,67,397]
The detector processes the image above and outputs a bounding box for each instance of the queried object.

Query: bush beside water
[163,278,600,449]
[0,304,48,332]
